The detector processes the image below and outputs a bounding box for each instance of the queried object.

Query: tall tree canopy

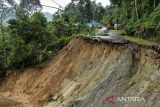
[103,0,160,40]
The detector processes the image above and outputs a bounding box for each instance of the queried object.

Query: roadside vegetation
[102,0,160,43]
[114,30,157,46]
[122,36,157,46]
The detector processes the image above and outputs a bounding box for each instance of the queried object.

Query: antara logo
[105,95,145,104]
[105,95,115,104]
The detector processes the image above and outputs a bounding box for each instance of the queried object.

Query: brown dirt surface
[0,37,159,107]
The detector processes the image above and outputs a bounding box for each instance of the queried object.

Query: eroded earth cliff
[0,37,159,107]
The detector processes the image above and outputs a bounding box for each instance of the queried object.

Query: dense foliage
[102,0,160,41]
[63,0,105,23]
[0,0,97,77]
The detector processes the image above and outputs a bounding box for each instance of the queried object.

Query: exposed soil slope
[0,37,159,107]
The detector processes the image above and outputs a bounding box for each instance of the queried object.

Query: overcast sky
[41,0,110,14]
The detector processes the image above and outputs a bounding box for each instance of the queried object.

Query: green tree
[0,0,13,67]
[7,12,50,68]
[105,0,160,41]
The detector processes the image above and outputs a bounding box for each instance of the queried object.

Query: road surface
[84,29,127,44]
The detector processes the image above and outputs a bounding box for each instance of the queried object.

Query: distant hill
[2,12,53,24]
[43,12,53,21]
[3,15,16,24]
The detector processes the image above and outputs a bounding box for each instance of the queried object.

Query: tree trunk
[154,0,156,9]
[134,0,139,19]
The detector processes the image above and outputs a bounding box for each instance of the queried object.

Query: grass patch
[121,35,157,46]
[110,30,125,35]
[113,30,158,46]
